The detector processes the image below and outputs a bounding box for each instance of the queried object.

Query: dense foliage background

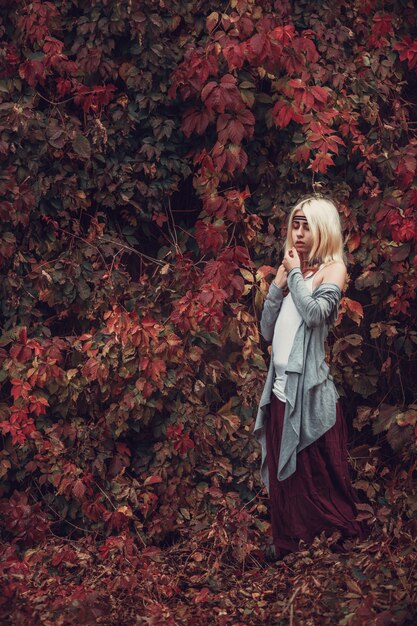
[0,0,416,623]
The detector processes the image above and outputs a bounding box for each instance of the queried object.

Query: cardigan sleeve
[260,281,284,342]
[287,267,341,328]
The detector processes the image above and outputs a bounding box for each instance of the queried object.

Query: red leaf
[394,37,417,70]
[201,74,242,114]
[310,152,335,173]
[167,424,183,439]
[310,85,328,104]
[10,345,32,363]
[347,232,361,252]
[28,395,49,416]
[269,25,295,45]
[144,475,163,486]
[181,107,212,137]
[194,587,210,604]
[224,144,248,173]
[342,297,364,325]
[116,442,131,457]
[218,115,244,143]
[222,42,246,71]
[72,479,86,500]
[272,101,293,128]
[74,84,116,113]
[294,145,311,163]
[43,36,64,55]
[82,498,106,522]
[11,379,32,401]
[206,11,219,34]
[301,89,314,111]
[174,433,195,454]
[247,33,270,63]
[195,220,228,254]
[198,284,228,306]
[18,59,47,88]
[18,328,27,344]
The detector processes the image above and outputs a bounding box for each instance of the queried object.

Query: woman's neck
[300,253,320,276]
[299,253,310,272]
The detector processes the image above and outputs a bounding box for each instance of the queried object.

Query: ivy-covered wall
[0,0,416,549]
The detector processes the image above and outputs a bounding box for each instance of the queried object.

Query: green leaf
[72,134,91,159]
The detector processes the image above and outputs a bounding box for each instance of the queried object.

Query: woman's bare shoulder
[321,261,347,290]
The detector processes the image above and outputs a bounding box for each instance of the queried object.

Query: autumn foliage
[0,0,416,623]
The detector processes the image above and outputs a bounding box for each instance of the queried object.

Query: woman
[253,194,365,559]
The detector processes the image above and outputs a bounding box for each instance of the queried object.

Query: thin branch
[98,236,166,267]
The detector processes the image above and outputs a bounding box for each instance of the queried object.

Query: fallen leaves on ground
[1,520,415,626]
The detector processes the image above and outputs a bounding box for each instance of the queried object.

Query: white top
[272,273,315,402]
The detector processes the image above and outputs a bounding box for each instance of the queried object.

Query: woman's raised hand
[273,263,287,289]
[283,247,301,273]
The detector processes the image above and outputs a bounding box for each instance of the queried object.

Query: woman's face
[291,210,313,256]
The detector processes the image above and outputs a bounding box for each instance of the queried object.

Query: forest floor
[1,520,416,626]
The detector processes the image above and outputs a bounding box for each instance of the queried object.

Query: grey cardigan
[253,267,342,493]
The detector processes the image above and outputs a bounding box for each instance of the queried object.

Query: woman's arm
[287,267,341,327]
[282,248,344,327]
[260,281,284,342]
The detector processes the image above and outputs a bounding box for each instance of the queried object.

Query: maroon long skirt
[265,393,366,558]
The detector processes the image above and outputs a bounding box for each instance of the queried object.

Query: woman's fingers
[283,248,301,271]
[291,247,300,264]
[274,263,287,287]
[282,250,291,270]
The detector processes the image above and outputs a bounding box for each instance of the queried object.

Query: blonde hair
[284,195,345,266]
